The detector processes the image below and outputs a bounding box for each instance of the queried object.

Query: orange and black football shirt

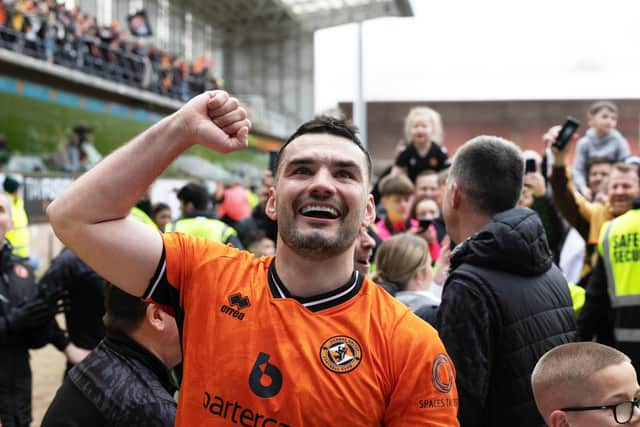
[145,232,459,426]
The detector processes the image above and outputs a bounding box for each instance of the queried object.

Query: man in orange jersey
[48,91,459,426]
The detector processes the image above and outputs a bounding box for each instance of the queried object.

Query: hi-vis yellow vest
[165,217,236,243]
[128,207,159,231]
[598,208,640,342]
[6,194,30,258]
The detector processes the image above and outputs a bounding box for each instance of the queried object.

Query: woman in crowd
[372,234,439,326]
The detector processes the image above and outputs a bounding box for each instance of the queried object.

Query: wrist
[163,111,196,153]
[553,153,566,167]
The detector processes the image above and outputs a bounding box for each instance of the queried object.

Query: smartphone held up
[552,117,580,151]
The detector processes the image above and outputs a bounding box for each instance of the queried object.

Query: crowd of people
[1,90,639,427]
[0,0,220,100]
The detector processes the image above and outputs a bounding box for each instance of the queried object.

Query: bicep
[61,218,163,297]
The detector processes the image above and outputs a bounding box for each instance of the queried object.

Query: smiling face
[608,168,640,217]
[267,134,375,260]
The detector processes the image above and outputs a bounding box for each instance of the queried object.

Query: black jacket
[0,243,67,427]
[39,248,106,351]
[42,330,177,427]
[437,208,576,427]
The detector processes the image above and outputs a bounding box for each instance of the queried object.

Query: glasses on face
[562,397,640,424]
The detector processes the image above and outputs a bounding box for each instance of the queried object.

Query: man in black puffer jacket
[437,136,576,427]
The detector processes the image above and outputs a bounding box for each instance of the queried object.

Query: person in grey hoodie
[572,101,630,200]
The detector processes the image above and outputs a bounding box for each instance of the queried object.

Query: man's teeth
[301,205,338,216]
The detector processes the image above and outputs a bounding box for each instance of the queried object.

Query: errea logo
[220,293,250,320]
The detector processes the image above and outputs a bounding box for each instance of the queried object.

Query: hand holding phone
[552,117,580,151]
[525,158,537,174]
[418,218,432,231]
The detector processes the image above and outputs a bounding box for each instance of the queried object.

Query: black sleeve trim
[144,247,167,301]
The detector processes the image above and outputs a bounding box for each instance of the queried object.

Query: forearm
[532,195,566,258]
[550,166,589,239]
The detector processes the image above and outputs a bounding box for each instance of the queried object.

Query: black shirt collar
[267,261,363,312]
[105,329,177,395]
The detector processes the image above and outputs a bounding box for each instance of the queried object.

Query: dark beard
[280,226,358,260]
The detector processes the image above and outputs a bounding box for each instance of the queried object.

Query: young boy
[572,101,630,200]
[531,342,640,426]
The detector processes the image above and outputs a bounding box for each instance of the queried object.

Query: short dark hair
[379,174,414,197]
[612,162,640,181]
[176,182,209,210]
[276,116,372,182]
[587,156,613,175]
[449,135,523,216]
[103,284,149,334]
[151,202,170,217]
[415,170,438,181]
[589,100,618,115]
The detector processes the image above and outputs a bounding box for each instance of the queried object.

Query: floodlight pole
[353,21,367,148]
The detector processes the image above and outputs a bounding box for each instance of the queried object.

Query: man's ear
[450,183,462,210]
[549,410,570,427]
[147,304,165,331]
[265,187,277,221]
[362,194,375,227]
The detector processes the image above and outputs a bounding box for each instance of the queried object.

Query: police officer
[0,193,67,427]
[166,182,243,248]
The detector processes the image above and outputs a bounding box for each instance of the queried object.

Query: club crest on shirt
[432,353,454,393]
[320,335,362,374]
